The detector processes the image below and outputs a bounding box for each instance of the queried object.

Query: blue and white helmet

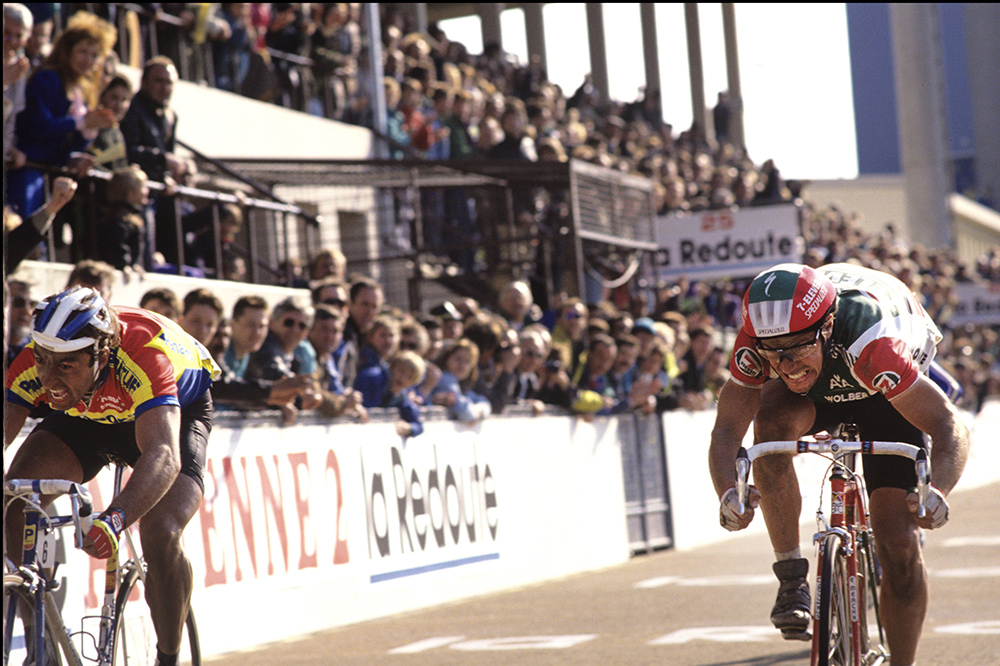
[32,286,115,353]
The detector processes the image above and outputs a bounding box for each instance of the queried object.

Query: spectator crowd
[4,3,1000,430]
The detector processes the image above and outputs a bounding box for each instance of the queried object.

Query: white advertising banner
[6,414,628,660]
[948,282,1000,325]
[655,204,803,280]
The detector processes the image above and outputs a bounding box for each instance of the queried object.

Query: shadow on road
[701,648,811,666]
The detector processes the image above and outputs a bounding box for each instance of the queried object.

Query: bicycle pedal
[780,628,812,641]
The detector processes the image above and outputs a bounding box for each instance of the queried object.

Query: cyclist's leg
[852,393,927,664]
[869,488,926,665]
[754,380,816,637]
[139,474,203,657]
[137,391,211,660]
[753,379,816,555]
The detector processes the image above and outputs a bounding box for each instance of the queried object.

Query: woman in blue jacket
[7,12,116,218]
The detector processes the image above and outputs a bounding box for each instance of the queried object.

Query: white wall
[117,66,374,161]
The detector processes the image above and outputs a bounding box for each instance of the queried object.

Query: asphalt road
[206,481,1000,666]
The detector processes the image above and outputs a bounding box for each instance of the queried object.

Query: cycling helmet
[31,286,115,353]
[741,264,836,339]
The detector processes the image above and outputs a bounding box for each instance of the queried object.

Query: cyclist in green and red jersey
[5,286,219,666]
[709,263,970,665]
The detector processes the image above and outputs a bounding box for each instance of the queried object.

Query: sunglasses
[563,311,582,321]
[755,326,823,365]
[522,349,543,358]
[398,341,420,351]
[282,318,308,331]
[12,296,37,309]
[323,298,347,307]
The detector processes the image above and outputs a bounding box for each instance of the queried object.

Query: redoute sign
[655,204,803,280]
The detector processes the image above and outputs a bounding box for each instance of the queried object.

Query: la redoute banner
[655,203,803,280]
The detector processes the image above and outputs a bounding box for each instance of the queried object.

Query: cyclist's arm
[4,402,30,450]
[108,404,183,526]
[709,379,760,498]
[889,373,970,495]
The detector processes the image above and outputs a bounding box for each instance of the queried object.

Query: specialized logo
[734,347,764,379]
[763,272,778,296]
[873,371,901,394]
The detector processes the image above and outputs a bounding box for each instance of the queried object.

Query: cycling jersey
[6,306,220,423]
[729,264,942,402]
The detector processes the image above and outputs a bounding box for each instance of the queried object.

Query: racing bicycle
[735,423,931,666]
[3,465,200,666]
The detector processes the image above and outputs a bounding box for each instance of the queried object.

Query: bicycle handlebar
[5,479,95,549]
[734,438,930,518]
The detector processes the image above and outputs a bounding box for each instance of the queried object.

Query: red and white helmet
[741,264,836,339]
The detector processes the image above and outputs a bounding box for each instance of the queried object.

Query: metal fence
[199,158,659,313]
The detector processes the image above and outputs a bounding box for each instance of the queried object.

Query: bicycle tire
[111,565,200,666]
[3,577,62,666]
[816,533,852,666]
[855,531,889,662]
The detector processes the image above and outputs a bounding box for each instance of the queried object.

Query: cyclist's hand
[84,508,126,559]
[720,486,759,532]
[906,485,949,529]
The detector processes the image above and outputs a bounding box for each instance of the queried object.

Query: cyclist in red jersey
[708,263,970,665]
[5,286,219,666]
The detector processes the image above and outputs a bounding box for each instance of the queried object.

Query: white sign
[948,282,1000,325]
[655,204,803,280]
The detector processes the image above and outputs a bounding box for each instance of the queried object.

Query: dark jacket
[119,89,176,182]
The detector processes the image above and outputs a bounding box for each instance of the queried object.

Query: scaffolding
[202,158,658,312]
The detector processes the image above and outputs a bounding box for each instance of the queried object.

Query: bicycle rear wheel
[855,531,889,663]
[3,576,62,666]
[815,534,851,665]
[111,565,201,666]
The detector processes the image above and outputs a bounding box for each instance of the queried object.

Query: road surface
[205,481,1000,666]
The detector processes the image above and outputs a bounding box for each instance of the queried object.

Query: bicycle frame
[812,455,871,665]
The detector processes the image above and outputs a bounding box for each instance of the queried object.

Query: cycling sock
[155,650,178,666]
[774,547,802,561]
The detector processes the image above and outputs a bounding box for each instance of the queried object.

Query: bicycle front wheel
[815,534,852,666]
[3,576,62,666]
[111,565,201,666]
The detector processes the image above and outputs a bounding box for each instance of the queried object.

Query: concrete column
[524,3,547,73]
[478,3,504,52]
[639,4,661,98]
[363,3,387,156]
[585,3,610,101]
[398,3,428,34]
[964,3,1000,207]
[684,3,708,140]
[889,3,952,249]
[721,3,745,151]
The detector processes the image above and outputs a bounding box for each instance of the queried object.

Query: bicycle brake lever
[736,447,750,514]
[915,449,930,519]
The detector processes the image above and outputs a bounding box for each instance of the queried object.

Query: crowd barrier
[6,402,997,659]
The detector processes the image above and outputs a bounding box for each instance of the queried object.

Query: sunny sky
[439,3,859,180]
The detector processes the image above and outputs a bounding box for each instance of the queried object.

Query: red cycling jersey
[6,306,220,423]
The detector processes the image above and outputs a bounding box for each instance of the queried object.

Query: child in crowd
[431,338,492,423]
[89,74,133,169]
[356,350,426,438]
[99,165,148,272]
